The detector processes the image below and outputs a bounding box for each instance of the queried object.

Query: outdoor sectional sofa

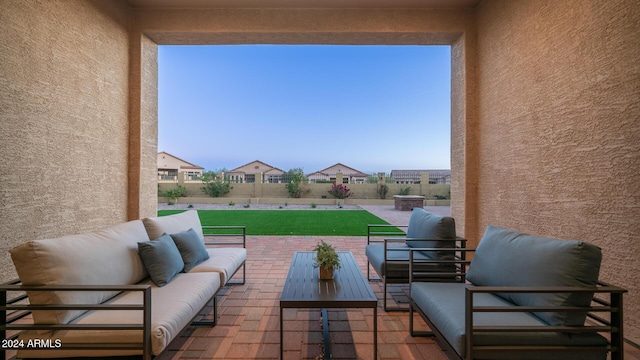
[409,225,627,360]
[0,210,246,360]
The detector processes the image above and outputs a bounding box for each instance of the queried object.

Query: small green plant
[243,203,250,208]
[378,184,389,199]
[398,186,412,195]
[328,183,352,199]
[228,201,235,206]
[311,203,317,208]
[187,204,194,208]
[312,240,341,270]
[162,185,186,204]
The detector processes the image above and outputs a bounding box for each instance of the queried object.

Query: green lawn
[157,210,404,236]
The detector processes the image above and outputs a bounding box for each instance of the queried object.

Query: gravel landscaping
[158,202,362,211]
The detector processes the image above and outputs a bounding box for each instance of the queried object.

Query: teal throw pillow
[170,228,210,272]
[138,233,184,287]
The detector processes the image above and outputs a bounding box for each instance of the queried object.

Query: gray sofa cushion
[411,282,607,360]
[365,244,457,280]
[138,234,185,287]
[405,208,457,260]
[170,228,210,272]
[466,225,602,326]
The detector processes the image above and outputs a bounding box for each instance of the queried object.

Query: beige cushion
[190,248,247,284]
[17,272,220,357]
[142,210,204,242]
[9,220,150,325]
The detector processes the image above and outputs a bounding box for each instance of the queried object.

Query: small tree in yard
[201,170,233,198]
[285,168,309,198]
[328,183,352,199]
[378,184,389,199]
[162,185,186,205]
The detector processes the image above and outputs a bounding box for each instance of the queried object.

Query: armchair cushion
[365,244,457,280]
[405,208,457,260]
[466,225,602,326]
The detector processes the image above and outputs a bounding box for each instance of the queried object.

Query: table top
[280,251,377,308]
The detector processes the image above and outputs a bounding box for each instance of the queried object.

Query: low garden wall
[158,182,451,206]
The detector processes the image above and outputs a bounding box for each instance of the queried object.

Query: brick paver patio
[157,234,446,360]
[150,205,640,360]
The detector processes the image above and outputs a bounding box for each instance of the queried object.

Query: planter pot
[319,266,334,280]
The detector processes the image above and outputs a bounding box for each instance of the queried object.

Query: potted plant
[312,240,341,280]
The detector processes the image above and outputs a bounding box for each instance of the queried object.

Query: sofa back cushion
[142,210,204,243]
[10,220,150,325]
[405,208,457,260]
[466,225,602,326]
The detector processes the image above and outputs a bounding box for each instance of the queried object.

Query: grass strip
[157,210,405,236]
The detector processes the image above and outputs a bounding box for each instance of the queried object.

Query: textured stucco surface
[0,0,132,282]
[476,0,640,342]
[128,30,158,220]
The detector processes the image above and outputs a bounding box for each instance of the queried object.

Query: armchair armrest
[367,224,407,244]
[408,247,475,282]
[464,283,627,359]
[1,280,152,360]
[202,225,246,248]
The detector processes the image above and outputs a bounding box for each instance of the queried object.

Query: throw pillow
[138,234,184,287]
[170,228,210,272]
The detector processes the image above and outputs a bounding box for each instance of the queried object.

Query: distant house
[157,151,204,181]
[227,160,285,183]
[307,163,368,184]
[390,169,451,184]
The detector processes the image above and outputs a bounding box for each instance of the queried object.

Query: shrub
[378,184,389,199]
[162,186,186,204]
[398,186,412,195]
[328,183,352,199]
[284,168,309,198]
[201,170,233,197]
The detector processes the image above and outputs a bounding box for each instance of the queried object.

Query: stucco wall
[476,0,640,342]
[0,0,132,283]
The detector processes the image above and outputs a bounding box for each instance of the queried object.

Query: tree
[284,168,309,198]
[201,169,233,197]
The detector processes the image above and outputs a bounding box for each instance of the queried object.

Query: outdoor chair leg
[409,300,434,337]
[383,280,410,312]
[226,262,246,285]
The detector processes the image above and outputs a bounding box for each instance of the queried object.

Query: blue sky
[158,45,451,174]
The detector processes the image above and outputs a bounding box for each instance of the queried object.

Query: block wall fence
[157,173,451,205]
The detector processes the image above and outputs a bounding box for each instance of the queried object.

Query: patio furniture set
[1,208,629,360]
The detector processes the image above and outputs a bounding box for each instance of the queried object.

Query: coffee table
[280,251,377,359]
